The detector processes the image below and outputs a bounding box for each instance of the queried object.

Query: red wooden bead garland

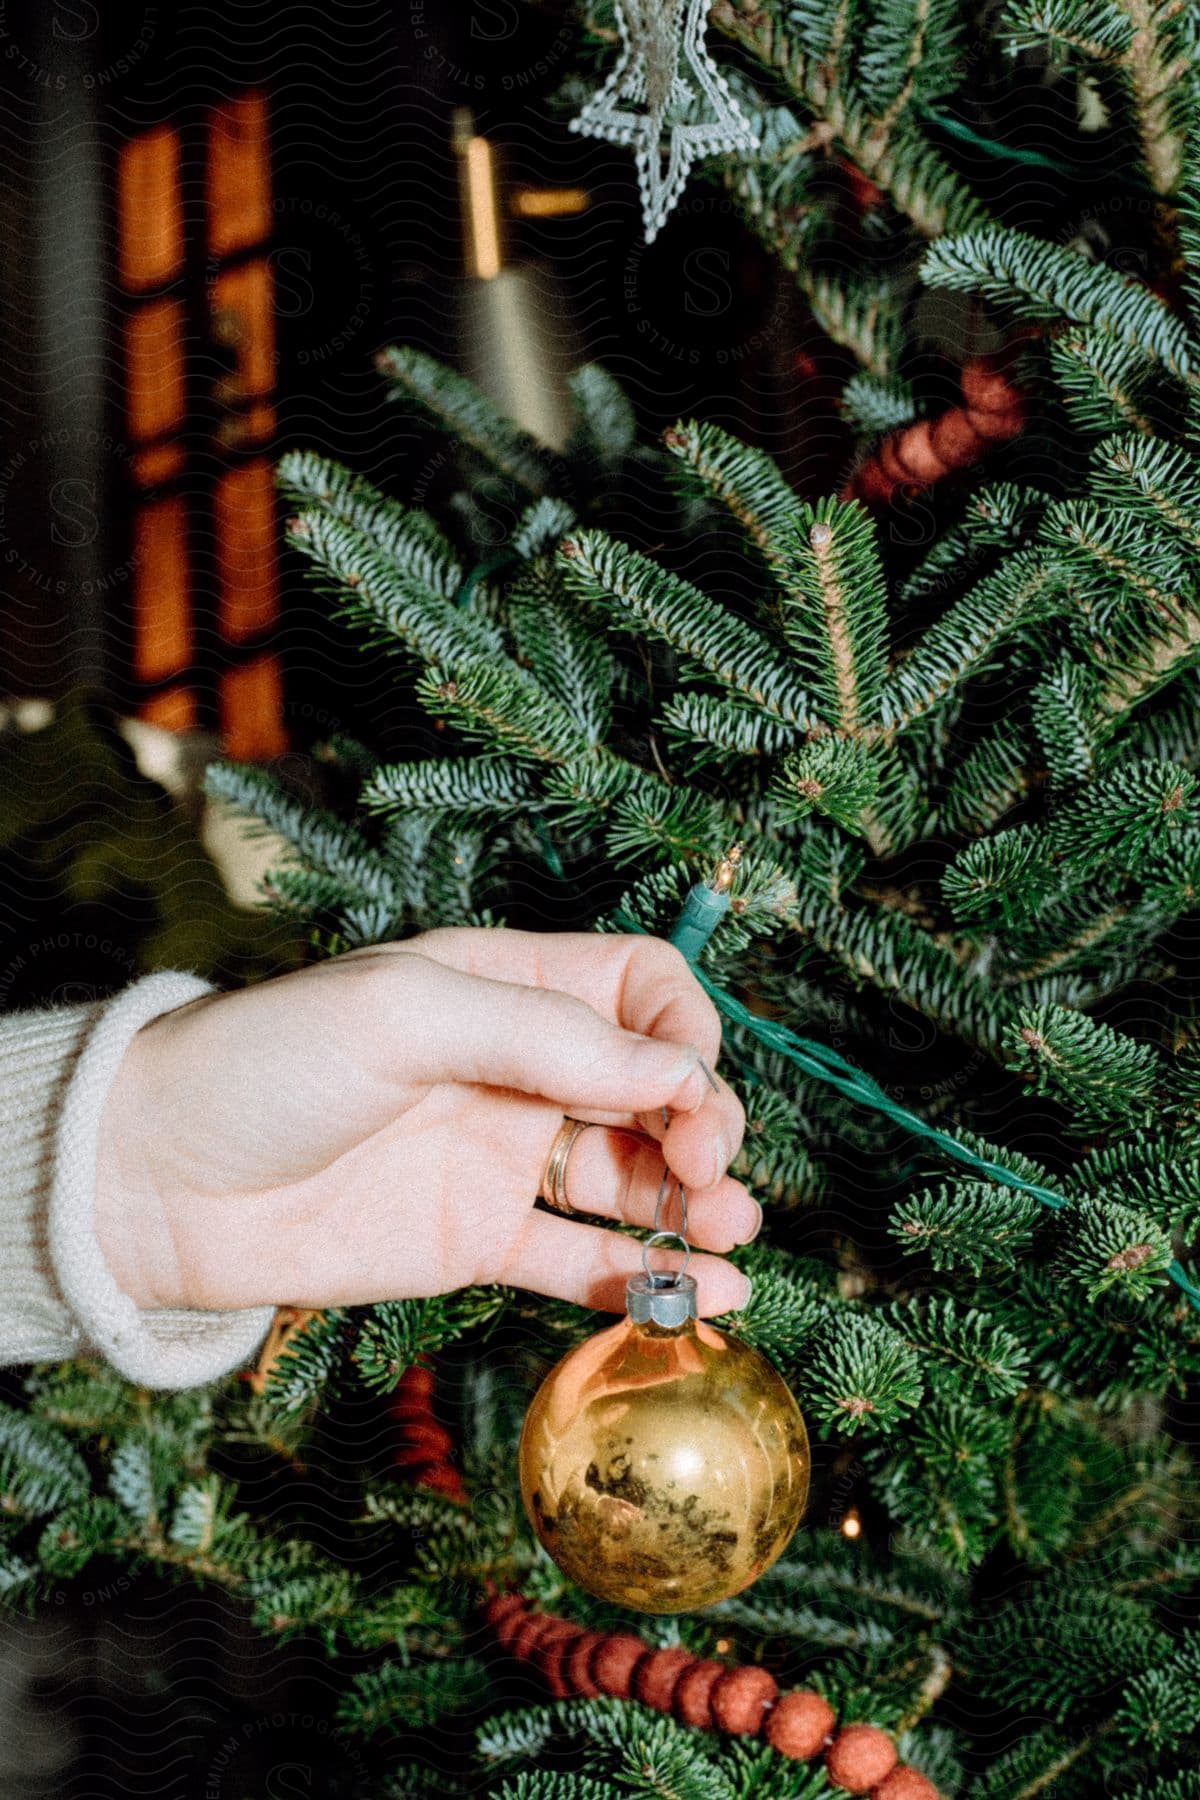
[388,1358,468,1505]
[564,1628,608,1699]
[482,1595,943,1798]
[591,1632,648,1699]
[844,352,1025,506]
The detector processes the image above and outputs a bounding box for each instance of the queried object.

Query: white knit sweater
[0,972,275,1389]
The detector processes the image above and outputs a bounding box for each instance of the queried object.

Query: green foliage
[352,1289,510,1393]
[840,371,918,436]
[921,229,1195,374]
[806,1313,925,1435]
[0,1403,90,1518]
[250,126,1200,1770]
[376,346,553,495]
[890,1180,1045,1273]
[771,738,881,832]
[779,499,890,733]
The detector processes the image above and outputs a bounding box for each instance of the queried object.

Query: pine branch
[567,362,638,467]
[888,1294,1031,1398]
[277,449,462,597]
[1031,659,1100,784]
[1088,432,1200,557]
[711,1,987,236]
[203,764,401,914]
[891,1179,1045,1272]
[936,728,1031,834]
[376,345,553,495]
[662,419,801,584]
[363,758,538,823]
[880,553,1057,734]
[1112,0,1197,194]
[286,510,504,668]
[778,499,890,733]
[508,584,615,746]
[858,0,966,118]
[416,662,589,766]
[921,228,1195,374]
[1048,326,1162,436]
[771,738,882,833]
[557,530,816,726]
[0,1404,90,1519]
[1042,500,1194,628]
[1006,1003,1162,1128]
[662,693,800,769]
[840,371,918,437]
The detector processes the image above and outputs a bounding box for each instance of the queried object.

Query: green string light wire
[917,105,1156,195]
[659,875,1200,1315]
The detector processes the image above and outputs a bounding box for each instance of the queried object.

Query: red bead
[395,1421,454,1455]
[710,1666,779,1735]
[673,1659,726,1730]
[535,1621,585,1698]
[960,358,1014,416]
[895,421,943,484]
[591,1633,648,1699]
[826,1724,899,1793]
[765,1690,836,1760]
[395,1363,435,1398]
[510,1611,557,1663]
[414,1465,468,1502]
[929,410,983,469]
[634,1648,697,1713]
[873,1766,942,1800]
[564,1629,607,1699]
[483,1592,525,1634]
[530,1618,580,1666]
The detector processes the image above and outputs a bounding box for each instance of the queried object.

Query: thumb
[362,951,711,1115]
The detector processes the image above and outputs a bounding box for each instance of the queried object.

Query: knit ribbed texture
[1,973,275,1389]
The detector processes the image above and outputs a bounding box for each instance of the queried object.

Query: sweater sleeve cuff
[49,972,277,1390]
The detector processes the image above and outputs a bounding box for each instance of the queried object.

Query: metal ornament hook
[627,1077,715,1324]
[645,1104,689,1285]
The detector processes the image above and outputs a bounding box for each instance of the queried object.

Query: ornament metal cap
[626,1271,698,1328]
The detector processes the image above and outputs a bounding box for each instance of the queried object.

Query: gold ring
[539,1116,594,1217]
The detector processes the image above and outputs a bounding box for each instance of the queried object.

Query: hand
[94,929,758,1319]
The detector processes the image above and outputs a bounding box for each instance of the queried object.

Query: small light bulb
[840,1508,862,1540]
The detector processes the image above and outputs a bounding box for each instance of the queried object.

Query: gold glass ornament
[518,1271,809,1613]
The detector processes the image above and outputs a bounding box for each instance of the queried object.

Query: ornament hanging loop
[649,1106,690,1281]
[628,1111,697,1322]
[641,1227,692,1288]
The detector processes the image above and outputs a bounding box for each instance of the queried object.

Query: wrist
[94,1016,192,1311]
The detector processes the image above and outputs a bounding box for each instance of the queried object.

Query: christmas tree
[7,2,1200,1794]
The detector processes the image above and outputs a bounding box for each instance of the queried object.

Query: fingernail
[746,1201,764,1243]
[666,1048,707,1111]
[697,1058,720,1094]
[733,1271,753,1311]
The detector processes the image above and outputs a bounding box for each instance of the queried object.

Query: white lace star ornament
[571,0,759,244]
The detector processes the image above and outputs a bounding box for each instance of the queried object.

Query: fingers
[490,1210,753,1317]
[562,1125,761,1253]
[403,928,723,1067]
[353,951,733,1128]
[653,1063,745,1193]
